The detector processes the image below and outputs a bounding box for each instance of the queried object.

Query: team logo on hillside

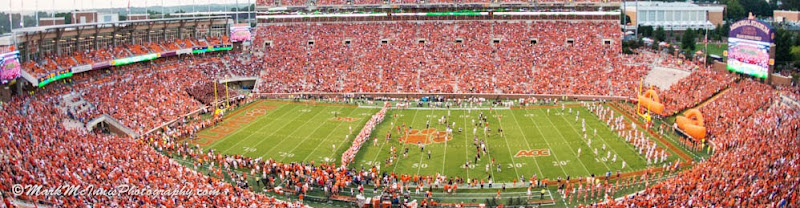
[399,128,451,144]
[514,149,550,157]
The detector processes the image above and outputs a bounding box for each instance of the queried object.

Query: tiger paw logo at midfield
[514,149,550,157]
[399,129,450,144]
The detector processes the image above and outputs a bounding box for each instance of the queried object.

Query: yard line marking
[328,108,376,160]
[284,106,346,160]
[521,108,585,177]
[357,106,510,111]
[301,107,363,162]
[368,110,407,168]
[462,110,471,179]
[574,107,640,172]
[530,108,594,176]
[553,107,613,172]
[212,104,298,152]
[257,105,337,159]
[507,108,546,178]
[206,102,285,150]
[438,108,448,175]
[479,109,497,181]
[489,109,521,180]
[390,110,420,174]
[416,146,425,176]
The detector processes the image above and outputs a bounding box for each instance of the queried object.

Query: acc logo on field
[514,149,550,157]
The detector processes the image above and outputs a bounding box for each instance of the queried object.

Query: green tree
[621,11,631,25]
[736,0,774,17]
[639,25,654,38]
[791,46,800,64]
[681,28,696,51]
[54,12,72,24]
[655,26,666,42]
[775,29,794,66]
[727,0,746,21]
[712,24,724,41]
[782,0,800,10]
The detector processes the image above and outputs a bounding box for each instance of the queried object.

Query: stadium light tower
[8,1,12,31]
[35,0,39,27]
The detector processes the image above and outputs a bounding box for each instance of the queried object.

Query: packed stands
[0,93,301,207]
[4,16,798,208]
[21,36,227,79]
[225,53,262,77]
[21,60,47,77]
[73,48,115,65]
[700,80,774,146]
[254,21,631,95]
[126,44,150,56]
[600,83,799,207]
[66,54,237,134]
[659,68,737,115]
[281,0,309,6]
[186,81,243,105]
[145,42,165,53]
[315,0,347,5]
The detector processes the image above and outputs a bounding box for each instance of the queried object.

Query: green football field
[351,104,676,182]
[194,100,678,183]
[194,100,379,163]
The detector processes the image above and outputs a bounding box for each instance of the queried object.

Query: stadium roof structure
[11,16,231,34]
[256,1,622,12]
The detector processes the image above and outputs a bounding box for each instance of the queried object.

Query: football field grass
[193,100,679,183]
[351,104,676,182]
[193,100,379,163]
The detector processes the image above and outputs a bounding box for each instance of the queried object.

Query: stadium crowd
[0,91,302,207]
[20,36,228,79]
[3,19,799,207]
[658,67,737,115]
[254,21,647,96]
[700,79,774,147]
[598,86,799,207]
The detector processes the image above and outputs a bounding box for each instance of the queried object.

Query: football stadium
[0,0,799,207]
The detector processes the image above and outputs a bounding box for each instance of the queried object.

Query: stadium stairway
[780,95,800,109]
[694,87,730,109]
[86,114,141,138]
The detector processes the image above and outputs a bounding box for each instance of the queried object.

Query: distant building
[128,14,150,21]
[38,17,65,26]
[623,2,725,31]
[774,10,800,23]
[72,11,98,24]
[97,13,120,23]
